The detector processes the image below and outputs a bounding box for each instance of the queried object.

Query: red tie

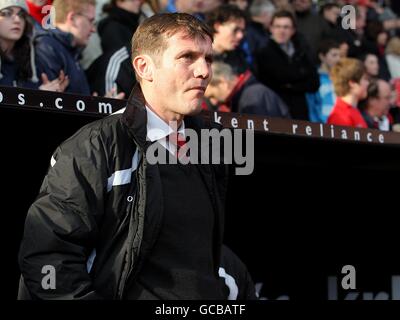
[168,132,186,156]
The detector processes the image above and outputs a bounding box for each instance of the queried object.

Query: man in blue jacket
[34,0,96,95]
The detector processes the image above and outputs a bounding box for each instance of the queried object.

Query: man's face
[364,54,379,77]
[321,48,341,69]
[292,0,311,12]
[0,6,26,43]
[270,17,295,45]
[214,18,246,52]
[323,6,340,24]
[71,4,96,47]
[151,32,213,117]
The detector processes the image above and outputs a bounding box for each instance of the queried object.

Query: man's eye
[182,54,194,61]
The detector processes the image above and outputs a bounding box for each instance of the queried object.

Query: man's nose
[194,59,210,79]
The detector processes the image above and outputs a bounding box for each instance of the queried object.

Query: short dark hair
[132,13,213,80]
[317,39,340,56]
[270,10,297,28]
[132,13,213,62]
[319,3,340,15]
[206,4,247,33]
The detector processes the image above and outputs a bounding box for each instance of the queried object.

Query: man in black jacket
[254,10,319,120]
[205,61,290,118]
[18,13,230,300]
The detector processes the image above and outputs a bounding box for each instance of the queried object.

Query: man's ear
[66,12,76,27]
[133,55,154,82]
[213,22,222,34]
[348,80,359,92]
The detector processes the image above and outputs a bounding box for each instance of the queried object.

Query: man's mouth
[188,87,206,92]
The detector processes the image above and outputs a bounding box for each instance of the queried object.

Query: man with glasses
[34,0,96,95]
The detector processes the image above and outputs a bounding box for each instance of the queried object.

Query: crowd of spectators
[1,0,400,131]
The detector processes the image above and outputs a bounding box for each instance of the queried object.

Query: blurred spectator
[328,58,369,128]
[385,36,400,78]
[206,4,249,75]
[246,0,275,55]
[365,20,388,56]
[205,61,290,117]
[291,0,329,60]
[360,52,380,79]
[254,10,319,120]
[342,5,377,58]
[164,0,203,14]
[26,0,53,26]
[87,43,135,97]
[306,40,340,123]
[360,78,393,130]
[34,0,96,95]
[319,2,344,40]
[199,0,224,14]
[0,0,68,91]
[369,0,400,36]
[271,0,292,11]
[141,0,165,15]
[226,0,249,11]
[98,0,143,53]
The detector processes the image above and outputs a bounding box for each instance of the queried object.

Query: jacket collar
[122,84,222,150]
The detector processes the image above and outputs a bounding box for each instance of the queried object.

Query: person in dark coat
[18,12,232,301]
[98,0,143,53]
[0,0,68,91]
[254,10,319,120]
[86,43,136,97]
[34,0,96,95]
[246,0,276,56]
[205,61,290,118]
[206,4,250,75]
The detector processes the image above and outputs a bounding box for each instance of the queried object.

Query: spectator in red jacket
[328,57,369,128]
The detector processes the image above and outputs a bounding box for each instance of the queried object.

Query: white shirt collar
[146,106,185,142]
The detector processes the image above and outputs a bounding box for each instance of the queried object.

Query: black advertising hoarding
[1,86,399,301]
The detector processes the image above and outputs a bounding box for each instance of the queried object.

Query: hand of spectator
[93,88,126,100]
[39,71,69,92]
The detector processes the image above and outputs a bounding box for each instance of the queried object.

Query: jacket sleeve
[306,91,323,123]
[34,38,64,82]
[18,125,109,299]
